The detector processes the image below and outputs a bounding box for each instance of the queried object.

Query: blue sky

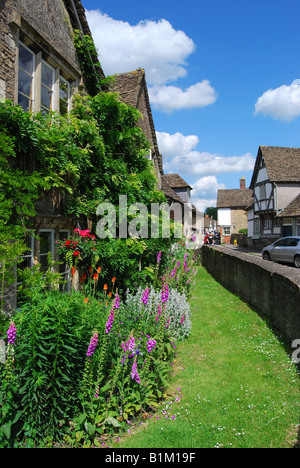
[82,0,300,210]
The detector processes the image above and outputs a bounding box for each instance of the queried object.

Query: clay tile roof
[217,189,253,209]
[250,146,300,188]
[162,173,192,190]
[277,193,300,218]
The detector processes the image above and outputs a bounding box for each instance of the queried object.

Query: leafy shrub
[0,289,107,446]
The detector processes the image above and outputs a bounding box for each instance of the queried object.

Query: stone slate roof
[111,69,163,175]
[277,193,300,218]
[217,189,253,209]
[161,176,185,206]
[111,70,145,108]
[162,173,192,190]
[250,146,300,188]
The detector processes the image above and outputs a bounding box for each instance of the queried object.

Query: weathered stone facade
[0,0,85,105]
[0,0,94,310]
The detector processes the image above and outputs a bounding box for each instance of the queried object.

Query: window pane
[59,77,70,116]
[59,78,69,100]
[42,62,54,88]
[18,235,33,271]
[18,92,31,111]
[18,67,33,96]
[18,43,34,111]
[39,254,49,273]
[288,238,299,247]
[19,43,34,74]
[59,98,68,116]
[39,232,52,254]
[41,84,53,111]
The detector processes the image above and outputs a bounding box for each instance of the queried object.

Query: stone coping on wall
[213,244,300,286]
[201,245,300,342]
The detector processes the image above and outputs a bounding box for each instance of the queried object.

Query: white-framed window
[18,42,35,111]
[38,230,55,273]
[41,60,55,114]
[17,41,72,115]
[19,232,34,271]
[223,227,231,236]
[59,230,71,291]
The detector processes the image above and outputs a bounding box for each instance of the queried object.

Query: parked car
[262,237,300,268]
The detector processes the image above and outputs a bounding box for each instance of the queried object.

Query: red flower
[73,250,80,257]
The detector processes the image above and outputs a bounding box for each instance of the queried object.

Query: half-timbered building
[247,146,300,248]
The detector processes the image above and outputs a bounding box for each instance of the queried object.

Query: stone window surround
[18,39,72,115]
[10,16,82,114]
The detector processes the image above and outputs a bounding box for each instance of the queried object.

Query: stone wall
[201,245,300,341]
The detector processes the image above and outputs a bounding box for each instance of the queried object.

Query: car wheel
[294,255,300,268]
[263,251,271,261]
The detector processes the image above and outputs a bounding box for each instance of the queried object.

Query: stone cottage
[0,0,107,302]
[217,178,253,244]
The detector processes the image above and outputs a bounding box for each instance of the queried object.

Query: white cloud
[190,176,225,212]
[192,175,226,198]
[192,197,218,212]
[160,132,255,209]
[85,10,195,85]
[158,131,255,177]
[254,80,300,122]
[156,131,199,157]
[149,81,217,113]
[164,150,255,177]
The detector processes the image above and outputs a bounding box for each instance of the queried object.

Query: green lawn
[112,267,300,448]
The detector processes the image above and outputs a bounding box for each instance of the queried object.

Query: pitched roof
[161,176,185,205]
[110,69,163,175]
[111,69,145,108]
[162,173,192,190]
[277,193,300,218]
[217,189,253,209]
[250,146,300,188]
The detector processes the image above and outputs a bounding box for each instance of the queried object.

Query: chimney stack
[240,176,246,189]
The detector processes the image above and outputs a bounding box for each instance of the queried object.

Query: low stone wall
[201,245,300,341]
[230,233,248,247]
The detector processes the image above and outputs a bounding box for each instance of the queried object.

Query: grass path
[113,267,300,448]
